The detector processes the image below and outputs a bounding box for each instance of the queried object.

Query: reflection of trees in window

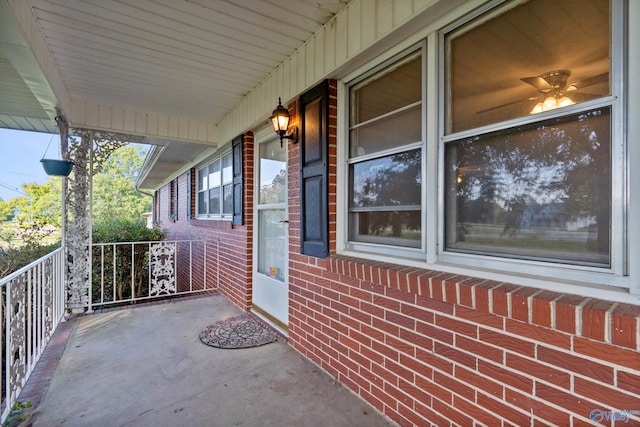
[352,149,421,237]
[260,169,286,205]
[447,108,610,265]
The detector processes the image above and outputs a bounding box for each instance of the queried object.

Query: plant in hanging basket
[41,159,74,177]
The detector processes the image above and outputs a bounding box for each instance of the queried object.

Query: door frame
[251,126,289,334]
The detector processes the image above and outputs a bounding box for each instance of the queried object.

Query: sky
[0,128,58,201]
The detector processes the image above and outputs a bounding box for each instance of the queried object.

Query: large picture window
[443,0,613,267]
[197,153,233,218]
[348,53,423,249]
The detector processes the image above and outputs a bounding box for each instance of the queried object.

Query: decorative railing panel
[0,248,66,422]
[90,240,218,309]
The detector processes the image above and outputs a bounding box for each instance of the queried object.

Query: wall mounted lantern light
[270,97,298,147]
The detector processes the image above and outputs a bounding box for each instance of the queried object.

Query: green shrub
[92,218,165,243]
[91,219,166,306]
[0,242,61,279]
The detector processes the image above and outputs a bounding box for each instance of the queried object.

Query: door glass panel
[259,139,287,204]
[258,209,286,282]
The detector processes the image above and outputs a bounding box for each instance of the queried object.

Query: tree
[92,144,152,224]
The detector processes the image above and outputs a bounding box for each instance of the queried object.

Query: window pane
[198,168,207,191]
[209,161,221,188]
[259,138,287,205]
[222,154,232,184]
[352,55,421,125]
[208,188,220,215]
[350,149,421,208]
[349,149,422,248]
[350,105,421,157]
[223,184,233,215]
[446,0,610,133]
[349,211,421,248]
[445,108,611,266]
[257,209,286,281]
[198,191,207,215]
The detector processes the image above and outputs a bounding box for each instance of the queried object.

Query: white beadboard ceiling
[0,0,348,134]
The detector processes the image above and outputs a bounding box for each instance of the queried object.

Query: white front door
[252,134,288,329]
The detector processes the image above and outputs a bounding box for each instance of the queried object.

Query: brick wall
[284,80,640,426]
[160,84,640,425]
[157,133,254,310]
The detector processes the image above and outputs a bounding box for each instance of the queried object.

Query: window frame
[338,0,631,293]
[196,151,234,220]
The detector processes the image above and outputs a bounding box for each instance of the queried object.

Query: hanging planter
[41,158,74,177]
[40,131,74,177]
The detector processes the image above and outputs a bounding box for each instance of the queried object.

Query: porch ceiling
[0,0,348,186]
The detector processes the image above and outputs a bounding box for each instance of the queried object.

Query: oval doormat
[199,315,278,349]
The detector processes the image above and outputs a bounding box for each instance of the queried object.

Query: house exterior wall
[154,1,640,425]
[156,80,640,426]
[156,134,255,310]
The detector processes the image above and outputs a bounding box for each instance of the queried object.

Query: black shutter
[167,181,173,221]
[300,80,329,258]
[186,169,192,221]
[232,134,244,225]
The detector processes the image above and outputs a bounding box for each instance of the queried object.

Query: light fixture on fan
[526,69,576,114]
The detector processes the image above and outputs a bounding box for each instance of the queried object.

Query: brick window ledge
[327,255,640,351]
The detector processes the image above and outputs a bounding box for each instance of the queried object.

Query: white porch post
[59,118,141,314]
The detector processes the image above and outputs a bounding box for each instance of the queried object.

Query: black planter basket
[41,159,74,177]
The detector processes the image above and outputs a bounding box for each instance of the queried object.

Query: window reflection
[349,149,422,247]
[445,108,611,266]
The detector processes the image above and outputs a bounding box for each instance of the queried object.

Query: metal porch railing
[0,247,66,422]
[90,240,218,310]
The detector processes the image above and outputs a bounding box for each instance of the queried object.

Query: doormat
[199,315,278,349]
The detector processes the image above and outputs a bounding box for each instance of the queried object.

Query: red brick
[456,335,503,363]
[433,396,474,427]
[453,395,501,426]
[385,334,415,357]
[611,303,639,349]
[617,370,640,395]
[399,353,433,381]
[386,310,416,330]
[537,346,614,384]
[506,353,571,389]
[511,287,539,322]
[574,377,640,409]
[535,382,600,416]
[554,294,586,334]
[477,393,531,426]
[415,294,454,315]
[531,290,561,328]
[506,319,571,350]
[479,329,535,357]
[416,321,454,345]
[416,348,454,376]
[400,303,435,324]
[399,328,433,352]
[581,299,615,342]
[455,305,504,330]
[434,342,477,369]
[573,336,640,371]
[492,283,520,317]
[505,388,570,426]
[413,399,448,427]
[478,359,533,393]
[435,314,478,338]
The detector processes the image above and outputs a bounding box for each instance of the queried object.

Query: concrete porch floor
[28,294,394,427]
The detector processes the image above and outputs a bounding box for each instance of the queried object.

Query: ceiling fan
[477,69,609,115]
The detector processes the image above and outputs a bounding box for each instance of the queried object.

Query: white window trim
[196,151,233,220]
[336,0,640,303]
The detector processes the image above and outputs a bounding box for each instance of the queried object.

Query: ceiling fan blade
[568,72,609,90]
[476,98,529,114]
[521,76,553,91]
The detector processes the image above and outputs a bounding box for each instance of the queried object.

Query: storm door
[252,133,288,330]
